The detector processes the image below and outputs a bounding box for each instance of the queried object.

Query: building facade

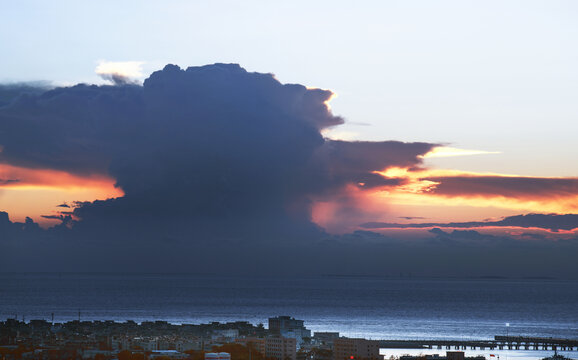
[266,336,297,360]
[268,316,311,347]
[236,337,266,356]
[333,338,382,360]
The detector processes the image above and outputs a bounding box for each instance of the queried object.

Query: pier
[380,337,578,351]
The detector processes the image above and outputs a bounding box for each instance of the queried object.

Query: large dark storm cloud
[0,64,437,270]
[1,64,577,278]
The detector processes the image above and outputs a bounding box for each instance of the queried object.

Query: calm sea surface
[1,274,576,359]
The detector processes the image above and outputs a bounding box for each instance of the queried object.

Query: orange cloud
[0,163,118,189]
[375,167,578,214]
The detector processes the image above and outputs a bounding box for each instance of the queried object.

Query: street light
[505,323,510,360]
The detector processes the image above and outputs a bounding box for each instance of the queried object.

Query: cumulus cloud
[95,60,144,85]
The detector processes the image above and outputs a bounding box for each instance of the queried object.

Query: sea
[1,273,576,360]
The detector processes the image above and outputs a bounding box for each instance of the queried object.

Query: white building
[205,352,232,360]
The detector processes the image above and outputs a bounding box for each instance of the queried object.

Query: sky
[0,1,577,277]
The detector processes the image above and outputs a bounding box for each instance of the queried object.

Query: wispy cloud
[422,146,501,158]
[361,213,578,232]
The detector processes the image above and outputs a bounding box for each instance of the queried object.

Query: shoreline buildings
[0,317,497,360]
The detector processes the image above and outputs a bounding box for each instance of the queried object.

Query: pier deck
[380,337,578,351]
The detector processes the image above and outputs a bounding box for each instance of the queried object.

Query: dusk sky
[1,1,577,277]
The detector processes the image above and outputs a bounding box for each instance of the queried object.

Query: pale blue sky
[1,0,577,176]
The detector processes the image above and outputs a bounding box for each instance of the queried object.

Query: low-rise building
[213,329,240,342]
[269,316,311,347]
[266,336,297,360]
[333,338,382,360]
[313,332,340,348]
[151,350,188,359]
[446,352,465,360]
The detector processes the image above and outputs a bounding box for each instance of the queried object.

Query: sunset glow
[0,164,123,226]
[312,165,578,233]
[376,167,578,212]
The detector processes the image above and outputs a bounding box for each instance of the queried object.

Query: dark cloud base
[2,211,577,279]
